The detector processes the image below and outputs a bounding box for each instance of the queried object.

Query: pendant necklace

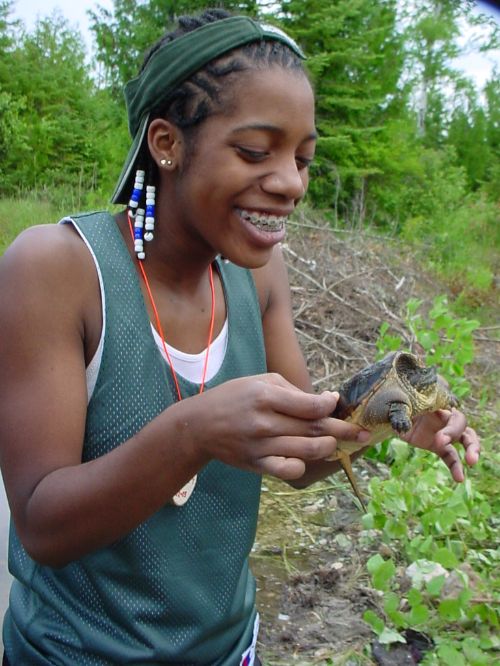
[127,212,216,505]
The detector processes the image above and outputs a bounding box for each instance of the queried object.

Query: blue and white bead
[128,169,145,210]
[134,208,146,260]
[144,185,156,242]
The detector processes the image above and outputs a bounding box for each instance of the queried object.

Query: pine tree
[90,0,259,97]
[278,0,405,223]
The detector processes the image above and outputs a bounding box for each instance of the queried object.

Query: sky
[9,0,500,88]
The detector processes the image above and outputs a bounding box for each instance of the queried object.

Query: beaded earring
[144,185,156,242]
[128,168,156,261]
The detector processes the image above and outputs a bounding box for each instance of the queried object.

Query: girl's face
[166,66,317,268]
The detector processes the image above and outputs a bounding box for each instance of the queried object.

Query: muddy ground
[251,218,499,665]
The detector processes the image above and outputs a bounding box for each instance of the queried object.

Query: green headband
[111,16,306,204]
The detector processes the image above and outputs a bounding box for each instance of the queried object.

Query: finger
[461,427,481,466]
[255,455,306,480]
[435,408,467,445]
[439,443,464,482]
[325,417,372,444]
[260,410,370,443]
[266,385,340,421]
[262,435,338,462]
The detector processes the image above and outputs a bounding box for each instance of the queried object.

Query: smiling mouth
[236,208,287,232]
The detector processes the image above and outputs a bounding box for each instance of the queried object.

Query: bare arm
[253,245,370,487]
[253,245,480,487]
[0,225,213,566]
[0,228,345,566]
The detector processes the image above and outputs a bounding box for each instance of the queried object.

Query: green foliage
[401,185,499,298]
[280,0,406,222]
[377,295,479,397]
[2,0,499,265]
[90,0,260,97]
[360,297,499,662]
[0,196,62,253]
[0,8,129,199]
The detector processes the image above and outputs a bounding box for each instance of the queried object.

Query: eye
[236,146,269,162]
[296,155,314,170]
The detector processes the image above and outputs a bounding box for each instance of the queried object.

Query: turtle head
[396,352,459,409]
[435,375,459,410]
[395,352,437,395]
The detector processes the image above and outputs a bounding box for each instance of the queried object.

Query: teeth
[237,208,286,231]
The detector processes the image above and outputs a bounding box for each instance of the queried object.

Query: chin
[222,247,274,269]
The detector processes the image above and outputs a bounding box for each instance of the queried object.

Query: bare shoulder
[0,222,97,316]
[0,221,101,362]
[1,222,90,277]
[0,222,99,530]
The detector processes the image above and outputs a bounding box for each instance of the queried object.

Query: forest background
[0,0,499,664]
[1,0,499,301]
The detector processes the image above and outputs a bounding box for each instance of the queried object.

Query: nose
[260,157,307,201]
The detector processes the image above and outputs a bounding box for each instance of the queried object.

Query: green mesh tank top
[3,212,266,665]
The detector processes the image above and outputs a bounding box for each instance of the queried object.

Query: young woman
[0,9,480,665]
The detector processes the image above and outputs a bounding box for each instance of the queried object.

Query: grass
[0,197,60,253]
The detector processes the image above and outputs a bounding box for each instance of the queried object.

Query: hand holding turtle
[184,374,365,481]
[323,352,480,505]
[402,408,480,482]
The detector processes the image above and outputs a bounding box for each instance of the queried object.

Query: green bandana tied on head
[111,16,306,204]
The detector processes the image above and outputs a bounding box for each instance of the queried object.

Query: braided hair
[136,9,307,180]
[143,9,305,132]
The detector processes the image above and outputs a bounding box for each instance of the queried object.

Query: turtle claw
[389,415,412,433]
[388,403,412,434]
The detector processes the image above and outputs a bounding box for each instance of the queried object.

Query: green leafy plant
[377,295,480,397]
[361,296,498,663]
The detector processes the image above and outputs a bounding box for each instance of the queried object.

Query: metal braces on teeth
[238,209,286,231]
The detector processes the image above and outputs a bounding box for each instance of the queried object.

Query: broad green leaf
[436,507,458,532]
[407,587,422,607]
[438,598,463,621]
[383,592,400,614]
[383,518,407,539]
[437,643,466,666]
[367,554,384,574]
[377,627,406,645]
[433,547,460,569]
[408,604,429,624]
[372,559,396,591]
[463,638,490,664]
[426,574,446,596]
[386,609,408,628]
[379,321,390,336]
[363,610,384,635]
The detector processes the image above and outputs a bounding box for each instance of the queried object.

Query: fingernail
[357,430,372,443]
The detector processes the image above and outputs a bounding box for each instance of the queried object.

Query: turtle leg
[338,450,366,512]
[388,402,412,433]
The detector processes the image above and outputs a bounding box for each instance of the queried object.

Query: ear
[147,118,183,168]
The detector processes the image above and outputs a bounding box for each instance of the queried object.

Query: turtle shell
[332,352,417,421]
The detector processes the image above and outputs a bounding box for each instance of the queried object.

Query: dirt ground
[252,218,499,665]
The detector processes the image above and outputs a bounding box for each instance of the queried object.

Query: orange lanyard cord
[127,212,215,401]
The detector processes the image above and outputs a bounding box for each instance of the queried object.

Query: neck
[119,209,217,293]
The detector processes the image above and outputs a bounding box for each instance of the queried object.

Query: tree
[401,0,499,144]
[90,0,259,97]
[0,8,126,198]
[446,83,490,189]
[278,0,406,223]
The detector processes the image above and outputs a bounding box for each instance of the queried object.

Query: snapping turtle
[328,351,458,509]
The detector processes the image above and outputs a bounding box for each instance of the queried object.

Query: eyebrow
[231,122,318,141]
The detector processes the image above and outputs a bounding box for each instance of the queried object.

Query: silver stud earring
[160,158,173,167]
